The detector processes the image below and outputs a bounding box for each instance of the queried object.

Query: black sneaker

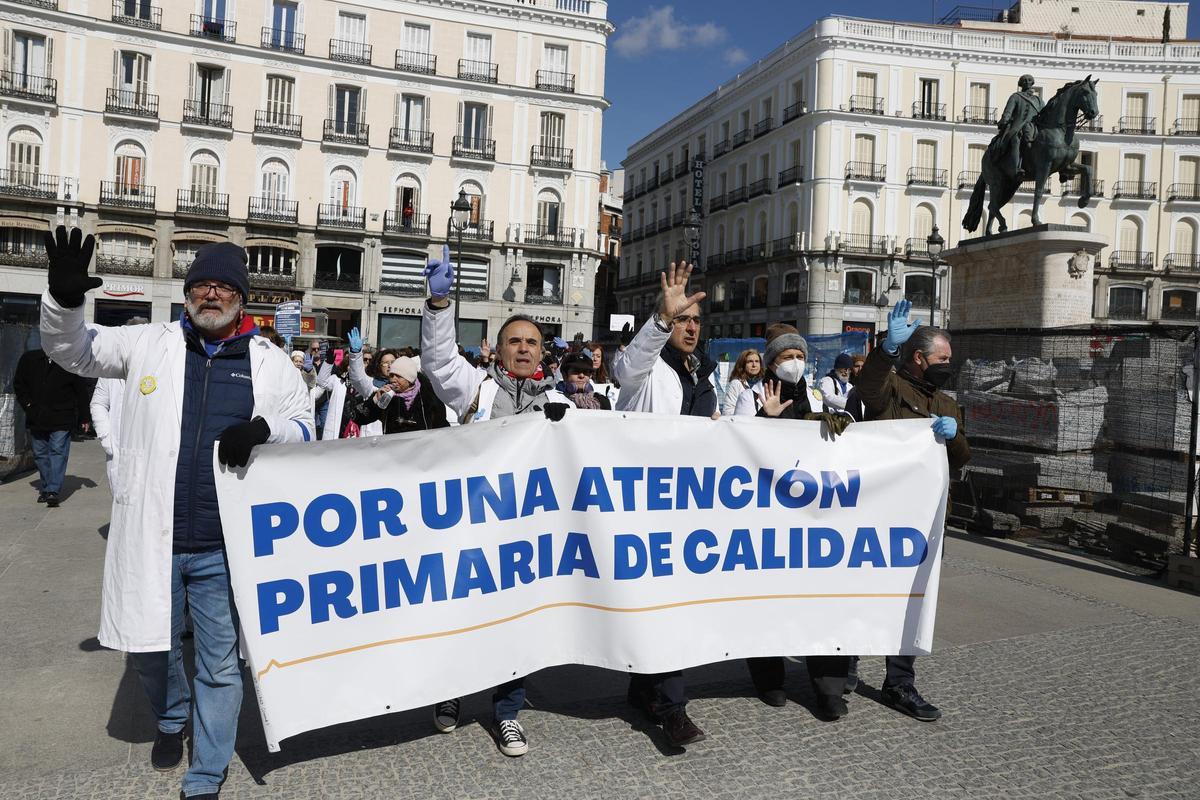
[662,709,706,747]
[814,693,849,721]
[36,491,48,503]
[432,698,460,733]
[757,688,787,707]
[45,492,60,508]
[494,718,528,757]
[150,729,184,771]
[881,684,942,721]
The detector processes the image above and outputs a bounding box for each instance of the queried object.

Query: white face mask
[775,358,806,384]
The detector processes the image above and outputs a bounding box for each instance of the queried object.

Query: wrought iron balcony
[247,269,296,289]
[848,94,884,114]
[1172,118,1200,136]
[452,135,496,161]
[845,161,886,181]
[261,27,305,54]
[713,139,731,158]
[674,161,690,179]
[182,99,232,128]
[453,220,494,241]
[747,178,771,199]
[725,247,753,265]
[782,100,807,123]
[0,70,56,104]
[383,210,432,236]
[1061,176,1104,197]
[706,254,726,269]
[317,203,366,230]
[839,233,888,255]
[96,255,155,276]
[1014,179,1044,194]
[905,237,931,260]
[313,275,362,292]
[1162,303,1199,320]
[254,110,301,138]
[754,117,774,138]
[1112,181,1157,200]
[731,128,751,148]
[670,211,685,227]
[458,59,498,84]
[777,165,804,187]
[1164,253,1200,271]
[10,0,57,7]
[176,189,229,218]
[247,197,298,225]
[1116,115,1156,135]
[535,69,575,93]
[389,127,434,154]
[190,14,236,42]
[0,249,49,269]
[330,39,371,65]
[112,1,161,29]
[323,118,369,146]
[105,88,158,118]
[531,146,573,170]
[1167,183,1200,201]
[708,193,727,213]
[1107,303,1147,320]
[1077,115,1104,132]
[647,175,660,190]
[1108,250,1154,269]
[912,101,947,121]
[379,277,425,297]
[525,225,577,248]
[728,186,749,205]
[960,105,996,124]
[395,49,436,75]
[99,180,155,210]
[771,234,802,256]
[907,167,948,187]
[525,291,562,305]
[957,170,980,189]
[0,169,61,200]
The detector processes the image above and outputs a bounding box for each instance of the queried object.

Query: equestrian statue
[963,75,1100,235]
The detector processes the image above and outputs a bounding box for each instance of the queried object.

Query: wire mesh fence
[945,324,1198,569]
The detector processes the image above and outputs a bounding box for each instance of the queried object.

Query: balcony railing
[458,59,498,84]
[379,277,425,297]
[1015,179,1043,194]
[96,255,154,276]
[190,15,236,42]
[389,128,434,154]
[1108,305,1147,321]
[175,189,229,218]
[526,291,563,305]
[105,87,158,118]
[452,136,496,161]
[1112,181,1157,200]
[395,49,436,75]
[317,203,366,229]
[9,0,57,7]
[1077,115,1104,132]
[1167,183,1200,201]
[754,117,774,138]
[313,275,363,292]
[905,238,931,260]
[1108,250,1154,269]
[182,99,233,128]
[0,169,61,200]
[728,186,749,205]
[1061,177,1104,197]
[647,175,660,190]
[771,234,802,256]
[1117,115,1156,135]
[248,197,298,225]
[535,69,575,93]
[839,233,888,255]
[1162,304,1199,320]
[1172,118,1200,136]
[254,110,302,138]
[526,225,578,248]
[912,101,947,121]
[674,161,690,179]
[705,254,726,269]
[731,128,751,148]
[747,178,771,199]
[957,170,980,189]
[384,210,432,236]
[907,167,948,187]
[778,165,804,187]
[0,249,49,269]
[261,27,305,54]
[782,100,807,123]
[247,269,296,289]
[845,161,886,181]
[99,180,155,210]
[112,1,161,29]
[454,220,495,241]
[530,145,573,169]
[1165,253,1200,271]
[709,193,727,213]
[960,105,996,124]
[713,139,731,158]
[329,39,371,64]
[726,247,753,265]
[848,94,884,114]
[323,118,369,146]
[671,211,685,227]
[0,70,56,103]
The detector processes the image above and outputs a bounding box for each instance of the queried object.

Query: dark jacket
[13,349,91,432]
[754,369,815,419]
[353,374,449,433]
[855,346,970,471]
[661,345,717,417]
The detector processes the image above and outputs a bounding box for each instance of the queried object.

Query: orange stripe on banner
[255,592,924,679]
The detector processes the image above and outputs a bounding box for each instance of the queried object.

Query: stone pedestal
[943,224,1108,330]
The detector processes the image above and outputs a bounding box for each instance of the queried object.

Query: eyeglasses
[187,282,238,300]
[672,314,702,325]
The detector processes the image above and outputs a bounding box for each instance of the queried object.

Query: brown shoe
[662,709,706,747]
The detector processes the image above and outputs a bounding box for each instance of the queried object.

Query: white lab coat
[612,317,696,414]
[818,374,852,413]
[734,379,823,416]
[90,375,124,489]
[39,291,314,653]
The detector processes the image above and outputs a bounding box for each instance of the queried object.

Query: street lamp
[926,224,944,327]
[450,188,473,338]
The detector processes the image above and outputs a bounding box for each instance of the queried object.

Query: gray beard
[185,297,241,335]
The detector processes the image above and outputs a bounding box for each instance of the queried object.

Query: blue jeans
[30,428,70,494]
[130,549,243,798]
[493,678,526,721]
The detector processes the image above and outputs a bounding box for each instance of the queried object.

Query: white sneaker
[433,698,460,733]
[495,718,528,757]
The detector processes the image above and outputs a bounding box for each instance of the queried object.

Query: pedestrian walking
[721,348,763,416]
[14,345,92,507]
[89,316,149,492]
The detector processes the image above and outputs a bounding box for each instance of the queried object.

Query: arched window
[711,281,727,310]
[537,188,562,234]
[787,201,800,234]
[751,275,769,308]
[260,158,290,204]
[6,126,42,183]
[844,269,874,305]
[912,203,935,254]
[187,149,220,203]
[114,140,147,195]
[394,175,422,229]
[1119,216,1143,255]
[850,198,873,235]
[329,166,357,208]
[1108,286,1144,320]
[1173,218,1198,258]
[735,218,746,250]
[782,271,802,305]
[755,211,768,246]
[460,181,485,228]
[1162,288,1198,320]
[715,224,726,255]
[1070,212,1091,231]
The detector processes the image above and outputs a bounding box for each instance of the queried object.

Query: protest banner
[215,413,948,751]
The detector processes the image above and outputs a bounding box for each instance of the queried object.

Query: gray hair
[901,326,950,364]
[125,316,149,326]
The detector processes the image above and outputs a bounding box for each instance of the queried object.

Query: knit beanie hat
[184,242,250,302]
[764,323,808,368]
[389,356,419,384]
[834,352,855,370]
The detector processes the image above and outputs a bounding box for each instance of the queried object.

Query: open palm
[658,261,707,323]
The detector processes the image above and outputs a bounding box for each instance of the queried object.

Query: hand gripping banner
[215,413,949,750]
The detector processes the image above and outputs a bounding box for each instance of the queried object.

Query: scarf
[485,363,557,418]
[398,376,422,410]
[557,379,601,410]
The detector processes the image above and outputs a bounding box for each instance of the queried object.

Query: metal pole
[931,254,938,327]
[453,224,463,342]
[1186,325,1200,557]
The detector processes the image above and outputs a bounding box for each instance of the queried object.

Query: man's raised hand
[43,225,101,309]
[423,244,455,301]
[884,299,921,354]
[658,261,706,325]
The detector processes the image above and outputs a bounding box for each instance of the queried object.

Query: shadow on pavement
[947,530,1165,585]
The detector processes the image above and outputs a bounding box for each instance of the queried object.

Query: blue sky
[600,1,1200,168]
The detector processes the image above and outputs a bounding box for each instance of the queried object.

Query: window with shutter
[539,112,565,151]
[189,151,219,203]
[266,76,293,120]
[260,158,289,204]
[1125,93,1148,119]
[1174,219,1197,256]
[913,204,934,241]
[403,23,431,53]
[1183,94,1200,125]
[969,82,989,109]
[917,140,936,171]
[114,141,146,194]
[1123,153,1144,183]
[537,190,561,233]
[967,144,985,173]
[466,33,492,64]
[855,72,876,98]
[7,127,41,184]
[851,199,873,236]
[12,33,46,80]
[329,167,355,210]
[462,102,488,145]
[1119,216,1142,252]
[854,134,874,165]
[1179,156,1199,187]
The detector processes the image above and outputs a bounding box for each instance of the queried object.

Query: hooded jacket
[14,348,91,432]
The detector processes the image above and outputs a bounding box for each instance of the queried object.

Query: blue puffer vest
[173,317,258,551]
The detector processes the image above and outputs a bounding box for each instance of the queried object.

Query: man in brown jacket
[851,299,970,721]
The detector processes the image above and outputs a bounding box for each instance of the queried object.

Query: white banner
[215,413,948,751]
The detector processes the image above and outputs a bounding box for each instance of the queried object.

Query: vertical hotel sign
[690,157,705,264]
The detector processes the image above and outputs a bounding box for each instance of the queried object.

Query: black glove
[218,417,271,468]
[804,411,852,439]
[619,322,634,347]
[43,225,101,308]
[544,402,569,422]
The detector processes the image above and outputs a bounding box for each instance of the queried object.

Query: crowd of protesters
[27,227,966,798]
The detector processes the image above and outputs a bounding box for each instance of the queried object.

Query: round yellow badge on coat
[811,388,824,401]
[139,376,157,395]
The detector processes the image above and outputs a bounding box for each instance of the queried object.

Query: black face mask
[923,362,954,389]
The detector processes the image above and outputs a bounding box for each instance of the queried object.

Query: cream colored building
[0,0,611,347]
[619,2,1200,341]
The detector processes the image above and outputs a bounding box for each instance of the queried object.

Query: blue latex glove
[303,354,314,371]
[553,337,567,349]
[423,244,454,299]
[346,327,363,353]
[885,299,921,354]
[931,415,958,440]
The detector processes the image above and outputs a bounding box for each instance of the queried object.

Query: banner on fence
[214,413,949,750]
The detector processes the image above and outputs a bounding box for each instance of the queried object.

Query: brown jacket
[855,345,971,472]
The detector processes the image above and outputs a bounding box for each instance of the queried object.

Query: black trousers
[745,656,851,697]
[628,671,687,718]
[848,655,917,688]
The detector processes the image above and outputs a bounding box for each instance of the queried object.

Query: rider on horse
[996,75,1044,182]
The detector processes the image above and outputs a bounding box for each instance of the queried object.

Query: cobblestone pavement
[2,441,1199,799]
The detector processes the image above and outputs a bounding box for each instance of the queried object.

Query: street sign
[274,300,302,338]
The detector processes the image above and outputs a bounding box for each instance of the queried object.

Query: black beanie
[184,242,250,302]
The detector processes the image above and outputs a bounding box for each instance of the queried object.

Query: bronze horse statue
[963,77,1100,235]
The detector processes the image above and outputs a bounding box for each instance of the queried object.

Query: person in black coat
[353,355,448,433]
[13,347,92,506]
[555,352,612,410]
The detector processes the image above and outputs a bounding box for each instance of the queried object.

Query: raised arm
[857,300,918,418]
[345,327,376,398]
[420,244,484,419]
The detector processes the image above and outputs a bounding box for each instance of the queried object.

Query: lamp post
[450,188,472,339]
[926,224,944,327]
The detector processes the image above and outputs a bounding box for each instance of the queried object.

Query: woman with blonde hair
[722,348,763,416]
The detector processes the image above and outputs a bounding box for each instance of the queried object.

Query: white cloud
[613,6,729,59]
[723,47,750,66]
